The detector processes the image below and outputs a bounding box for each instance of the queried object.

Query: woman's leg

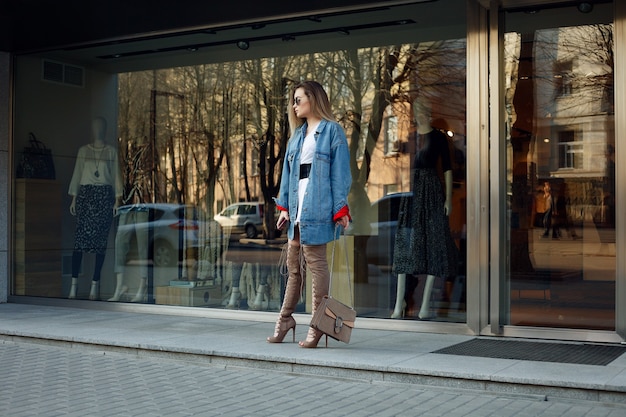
[267,231,302,343]
[299,243,330,348]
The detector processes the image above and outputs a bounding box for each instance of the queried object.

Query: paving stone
[2,304,626,416]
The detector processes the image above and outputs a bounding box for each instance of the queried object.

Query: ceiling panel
[32,1,466,73]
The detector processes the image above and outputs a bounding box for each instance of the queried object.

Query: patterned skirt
[73,185,115,254]
[393,169,458,278]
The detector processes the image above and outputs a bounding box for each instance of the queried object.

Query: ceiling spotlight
[236,40,250,50]
[577,2,593,13]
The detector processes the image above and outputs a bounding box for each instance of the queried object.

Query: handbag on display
[16,132,56,179]
[309,226,356,344]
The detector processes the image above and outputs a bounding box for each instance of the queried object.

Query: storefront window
[12,0,466,323]
[111,40,467,321]
[504,4,615,330]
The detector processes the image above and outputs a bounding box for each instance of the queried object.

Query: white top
[296,129,317,224]
[68,143,123,197]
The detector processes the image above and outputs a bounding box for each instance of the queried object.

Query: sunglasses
[294,96,307,106]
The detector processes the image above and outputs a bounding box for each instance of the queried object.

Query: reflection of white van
[214,202,264,238]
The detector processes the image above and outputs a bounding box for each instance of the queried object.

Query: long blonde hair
[287,81,335,136]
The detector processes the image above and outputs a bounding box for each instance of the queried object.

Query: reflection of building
[535,25,615,220]
[526,25,614,224]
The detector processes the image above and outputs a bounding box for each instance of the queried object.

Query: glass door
[503,3,615,331]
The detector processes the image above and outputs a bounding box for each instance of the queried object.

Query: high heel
[299,327,327,348]
[267,316,296,343]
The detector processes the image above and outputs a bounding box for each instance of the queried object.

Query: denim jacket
[274,119,351,245]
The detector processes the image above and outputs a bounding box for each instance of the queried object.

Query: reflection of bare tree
[116,41,467,235]
[406,41,467,126]
[118,72,153,204]
[241,59,291,238]
[150,89,186,204]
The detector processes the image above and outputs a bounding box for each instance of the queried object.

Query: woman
[268,81,351,348]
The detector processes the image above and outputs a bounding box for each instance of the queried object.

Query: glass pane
[505,7,615,330]
[12,0,466,323]
[110,39,468,321]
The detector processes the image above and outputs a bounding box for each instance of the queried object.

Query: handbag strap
[28,132,46,149]
[328,224,354,308]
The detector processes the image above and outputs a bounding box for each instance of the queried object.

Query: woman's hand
[276,211,290,230]
[336,214,350,229]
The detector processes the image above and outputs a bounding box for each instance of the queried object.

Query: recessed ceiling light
[577,2,593,13]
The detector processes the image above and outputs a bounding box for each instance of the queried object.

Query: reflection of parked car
[366,192,412,267]
[214,202,264,238]
[116,203,221,267]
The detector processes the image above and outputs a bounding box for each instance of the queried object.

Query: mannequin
[108,204,150,302]
[391,100,458,319]
[68,117,122,300]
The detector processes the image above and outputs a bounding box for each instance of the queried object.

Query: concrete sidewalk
[1,302,626,405]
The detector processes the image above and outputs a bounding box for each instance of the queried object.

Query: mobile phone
[277,217,287,229]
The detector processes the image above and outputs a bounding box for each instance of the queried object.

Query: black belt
[299,163,312,179]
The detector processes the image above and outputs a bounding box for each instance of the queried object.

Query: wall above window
[10,1,470,73]
[0,0,432,54]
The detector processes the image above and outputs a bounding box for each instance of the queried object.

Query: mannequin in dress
[391,100,457,319]
[68,117,122,300]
